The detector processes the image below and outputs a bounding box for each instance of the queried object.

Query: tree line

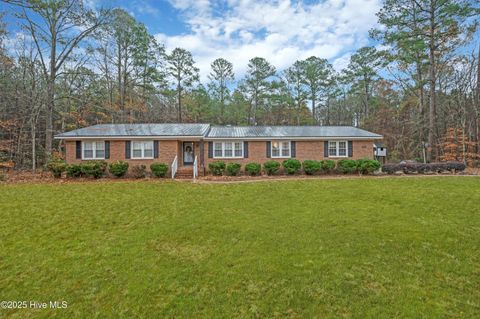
[0,0,479,169]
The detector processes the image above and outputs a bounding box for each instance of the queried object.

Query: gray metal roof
[55,124,382,139]
[55,123,210,138]
[206,126,382,139]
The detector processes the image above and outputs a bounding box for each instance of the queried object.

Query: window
[83,141,105,160]
[132,141,154,159]
[271,141,291,158]
[213,141,243,158]
[328,140,348,157]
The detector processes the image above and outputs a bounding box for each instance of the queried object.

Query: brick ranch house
[55,124,383,178]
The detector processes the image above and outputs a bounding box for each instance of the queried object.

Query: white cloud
[158,0,381,82]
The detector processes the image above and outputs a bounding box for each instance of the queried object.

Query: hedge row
[208,159,381,176]
[46,159,170,179]
[383,162,466,174]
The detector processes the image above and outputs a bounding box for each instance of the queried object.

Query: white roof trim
[55,136,205,140]
[204,136,383,141]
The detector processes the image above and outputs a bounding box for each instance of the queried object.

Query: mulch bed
[1,168,478,185]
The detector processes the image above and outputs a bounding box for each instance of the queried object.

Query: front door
[183,142,194,165]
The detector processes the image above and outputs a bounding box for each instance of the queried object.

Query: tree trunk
[177,82,182,123]
[312,94,316,123]
[427,3,436,162]
[45,28,56,155]
[31,119,36,171]
[476,45,480,153]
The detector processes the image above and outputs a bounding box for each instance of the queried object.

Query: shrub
[303,160,321,175]
[209,161,226,176]
[337,159,358,174]
[131,165,147,178]
[263,161,280,175]
[282,159,301,175]
[108,161,129,178]
[382,161,466,174]
[226,163,241,176]
[357,159,381,175]
[81,161,107,178]
[45,156,67,178]
[150,163,169,178]
[320,160,335,173]
[245,162,262,176]
[66,164,83,177]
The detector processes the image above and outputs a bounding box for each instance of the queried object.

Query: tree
[208,58,234,124]
[299,56,333,122]
[283,61,308,124]
[5,0,110,154]
[372,0,429,145]
[372,0,479,161]
[241,57,276,124]
[343,47,386,121]
[166,48,199,122]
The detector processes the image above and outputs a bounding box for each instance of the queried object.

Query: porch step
[175,166,193,179]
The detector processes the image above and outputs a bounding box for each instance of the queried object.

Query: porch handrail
[193,155,198,180]
[171,155,178,179]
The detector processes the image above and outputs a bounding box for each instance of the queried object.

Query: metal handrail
[193,156,198,180]
[171,155,178,179]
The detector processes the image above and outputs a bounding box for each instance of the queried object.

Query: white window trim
[131,140,154,159]
[271,140,291,158]
[328,140,348,158]
[213,141,244,159]
[82,141,105,160]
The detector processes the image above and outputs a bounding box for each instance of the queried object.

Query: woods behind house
[0,0,479,169]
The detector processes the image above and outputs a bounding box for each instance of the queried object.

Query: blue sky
[1,0,383,80]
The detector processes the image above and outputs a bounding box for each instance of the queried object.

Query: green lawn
[0,178,479,318]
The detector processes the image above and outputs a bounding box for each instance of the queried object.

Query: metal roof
[55,123,210,138]
[206,126,382,139]
[55,124,382,139]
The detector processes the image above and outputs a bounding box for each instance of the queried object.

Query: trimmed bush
[45,157,67,178]
[245,162,262,176]
[226,163,241,176]
[150,163,169,178]
[263,161,280,175]
[66,164,83,177]
[81,161,107,178]
[337,159,357,174]
[320,160,335,173]
[209,161,226,176]
[282,159,301,175]
[303,160,321,175]
[131,165,147,178]
[108,161,129,178]
[357,159,381,175]
[383,161,466,174]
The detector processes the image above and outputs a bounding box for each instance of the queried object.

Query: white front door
[183,142,194,165]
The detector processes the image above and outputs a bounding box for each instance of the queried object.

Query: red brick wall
[65,140,178,170]
[203,140,376,170]
[64,139,376,173]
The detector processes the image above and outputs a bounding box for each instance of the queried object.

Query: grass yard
[0,177,479,318]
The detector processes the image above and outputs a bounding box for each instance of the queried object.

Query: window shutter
[76,141,82,159]
[105,141,110,159]
[153,140,159,158]
[291,141,296,158]
[324,141,329,157]
[125,141,131,159]
[348,141,353,157]
[244,141,249,158]
[266,141,271,158]
[208,141,213,158]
